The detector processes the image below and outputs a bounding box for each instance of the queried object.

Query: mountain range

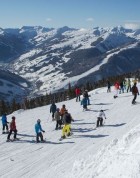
[0,25,140,102]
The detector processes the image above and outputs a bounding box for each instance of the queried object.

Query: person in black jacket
[50,102,57,121]
[131,83,139,104]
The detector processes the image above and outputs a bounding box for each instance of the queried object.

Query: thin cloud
[46,18,52,22]
[86,18,94,22]
[124,21,140,30]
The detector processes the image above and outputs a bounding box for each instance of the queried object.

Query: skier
[60,104,67,123]
[75,87,81,102]
[50,102,57,121]
[81,96,88,111]
[83,90,90,105]
[35,119,45,143]
[60,110,74,139]
[131,82,139,104]
[107,80,111,93]
[1,113,9,134]
[119,81,124,94]
[7,116,17,141]
[96,110,107,127]
[54,108,62,130]
[126,78,131,92]
[114,81,120,98]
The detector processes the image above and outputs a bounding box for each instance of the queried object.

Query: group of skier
[108,78,139,104]
[50,103,74,140]
[1,78,139,142]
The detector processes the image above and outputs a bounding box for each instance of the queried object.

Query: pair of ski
[31,138,47,143]
[6,138,20,142]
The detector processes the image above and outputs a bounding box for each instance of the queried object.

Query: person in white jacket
[96,110,107,127]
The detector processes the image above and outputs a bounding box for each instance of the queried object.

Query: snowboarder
[131,82,139,104]
[1,113,9,134]
[35,119,45,143]
[7,116,17,141]
[96,110,107,127]
[60,110,74,139]
[54,108,62,130]
[50,102,57,121]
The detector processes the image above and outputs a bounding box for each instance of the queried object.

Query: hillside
[0,83,140,178]
[0,26,140,101]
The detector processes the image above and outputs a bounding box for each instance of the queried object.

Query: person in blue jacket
[35,119,45,142]
[81,96,88,111]
[1,113,9,134]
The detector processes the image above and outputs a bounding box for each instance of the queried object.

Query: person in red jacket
[114,81,120,98]
[7,116,17,141]
[75,87,81,102]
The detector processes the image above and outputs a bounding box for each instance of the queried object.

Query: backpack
[132,86,138,94]
[65,114,71,124]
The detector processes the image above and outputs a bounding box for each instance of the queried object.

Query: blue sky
[0,0,140,29]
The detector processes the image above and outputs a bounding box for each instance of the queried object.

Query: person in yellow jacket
[61,110,74,139]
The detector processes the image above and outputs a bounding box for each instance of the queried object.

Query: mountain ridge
[0,25,140,101]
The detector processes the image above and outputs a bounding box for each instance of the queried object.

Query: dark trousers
[76,95,80,102]
[7,129,17,139]
[52,112,55,119]
[36,132,43,142]
[2,124,8,132]
[56,120,62,129]
[97,117,103,127]
[107,87,111,92]
[83,105,87,110]
[127,86,131,92]
[132,94,137,104]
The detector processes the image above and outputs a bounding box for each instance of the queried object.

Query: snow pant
[56,120,62,129]
[86,97,90,105]
[107,87,111,92]
[119,87,124,94]
[97,117,103,127]
[62,124,71,137]
[132,93,137,104]
[2,124,8,132]
[83,104,87,110]
[76,95,80,102]
[127,85,131,92]
[36,132,43,142]
[52,112,55,120]
[7,129,17,139]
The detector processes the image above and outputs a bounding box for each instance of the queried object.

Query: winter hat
[12,116,16,120]
[56,108,60,111]
[37,119,41,123]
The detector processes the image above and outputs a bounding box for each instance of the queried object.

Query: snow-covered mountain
[1,26,140,100]
[0,83,140,178]
[0,69,31,102]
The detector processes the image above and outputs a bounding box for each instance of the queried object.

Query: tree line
[0,69,140,116]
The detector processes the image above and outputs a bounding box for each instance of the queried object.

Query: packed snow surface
[0,83,140,178]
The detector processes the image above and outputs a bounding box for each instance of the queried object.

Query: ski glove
[43,130,45,133]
